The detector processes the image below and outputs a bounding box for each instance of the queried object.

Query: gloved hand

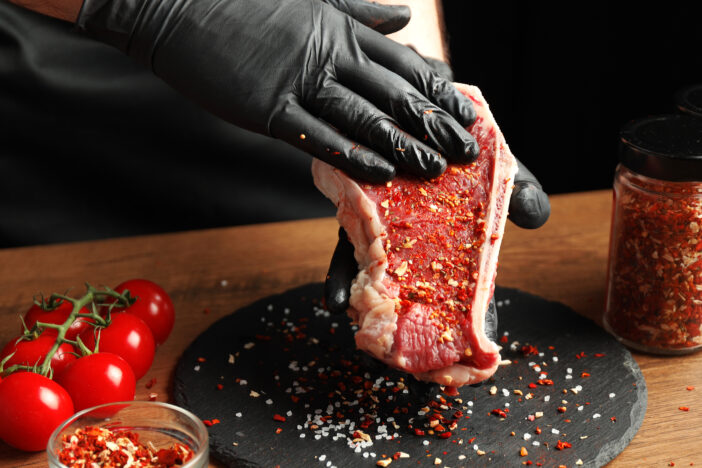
[323,53,551,343]
[76,0,480,183]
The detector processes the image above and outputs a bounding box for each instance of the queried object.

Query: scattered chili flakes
[687,386,695,391]
[57,425,194,468]
[145,378,157,389]
[519,446,528,457]
[520,344,539,356]
[273,414,286,422]
[555,440,572,451]
[202,419,220,427]
[580,372,591,378]
[216,384,224,390]
[679,406,690,412]
[196,357,206,363]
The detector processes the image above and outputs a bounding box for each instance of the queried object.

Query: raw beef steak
[312,84,517,387]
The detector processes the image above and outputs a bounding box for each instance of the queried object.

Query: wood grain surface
[0,189,700,467]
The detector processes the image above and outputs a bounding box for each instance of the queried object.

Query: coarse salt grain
[551,428,560,434]
[265,399,273,405]
[593,413,601,419]
[609,393,616,399]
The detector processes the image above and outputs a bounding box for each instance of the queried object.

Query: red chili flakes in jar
[57,426,194,468]
[604,115,702,354]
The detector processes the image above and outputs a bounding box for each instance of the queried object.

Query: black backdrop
[443,2,702,194]
[0,2,700,247]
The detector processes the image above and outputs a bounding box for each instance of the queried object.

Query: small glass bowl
[47,401,209,468]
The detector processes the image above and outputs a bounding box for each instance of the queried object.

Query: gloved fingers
[324,227,358,314]
[323,0,410,34]
[270,100,395,183]
[308,82,447,178]
[484,296,498,343]
[508,158,551,229]
[354,26,475,127]
[337,59,479,165]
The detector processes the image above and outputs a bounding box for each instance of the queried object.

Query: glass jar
[675,84,702,118]
[604,115,702,354]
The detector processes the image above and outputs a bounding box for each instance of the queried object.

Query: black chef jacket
[0,2,335,248]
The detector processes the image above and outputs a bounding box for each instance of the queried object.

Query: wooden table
[0,189,700,467]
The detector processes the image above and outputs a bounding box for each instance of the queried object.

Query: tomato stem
[12,284,133,377]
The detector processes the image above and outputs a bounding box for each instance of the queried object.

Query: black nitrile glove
[323,55,550,344]
[76,0,480,183]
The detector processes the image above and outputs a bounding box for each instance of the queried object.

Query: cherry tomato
[112,279,175,345]
[0,372,74,451]
[23,299,91,340]
[78,313,155,380]
[0,335,77,379]
[57,352,136,412]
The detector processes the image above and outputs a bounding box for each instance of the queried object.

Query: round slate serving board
[174,284,646,468]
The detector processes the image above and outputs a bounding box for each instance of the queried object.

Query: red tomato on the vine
[0,335,77,379]
[78,313,155,380]
[57,352,136,412]
[112,279,175,345]
[0,372,74,452]
[23,299,91,340]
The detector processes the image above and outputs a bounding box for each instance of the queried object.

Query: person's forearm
[7,0,81,21]
[376,0,448,62]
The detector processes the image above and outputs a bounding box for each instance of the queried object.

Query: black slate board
[174,284,646,468]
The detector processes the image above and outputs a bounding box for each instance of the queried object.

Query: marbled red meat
[312,84,517,387]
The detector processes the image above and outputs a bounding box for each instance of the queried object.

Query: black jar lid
[619,114,702,182]
[675,84,702,117]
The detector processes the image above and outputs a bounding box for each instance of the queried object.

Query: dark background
[0,2,700,247]
[444,3,702,194]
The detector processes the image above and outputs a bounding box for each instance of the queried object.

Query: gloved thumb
[323,0,411,34]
